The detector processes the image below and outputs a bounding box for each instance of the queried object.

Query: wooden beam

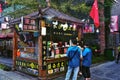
[12,31,17,70]
[38,36,47,80]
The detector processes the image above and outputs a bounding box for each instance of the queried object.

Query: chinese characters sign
[23,18,37,31]
[47,61,66,75]
[16,59,38,76]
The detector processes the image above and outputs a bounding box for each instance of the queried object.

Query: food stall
[0,20,14,58]
[11,8,84,80]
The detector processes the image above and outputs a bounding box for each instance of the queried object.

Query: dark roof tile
[10,8,84,24]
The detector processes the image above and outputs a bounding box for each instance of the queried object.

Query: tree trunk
[99,0,105,54]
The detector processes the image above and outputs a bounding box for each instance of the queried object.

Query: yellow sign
[30,63,35,69]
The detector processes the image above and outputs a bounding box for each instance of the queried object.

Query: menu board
[16,59,38,76]
[47,61,66,75]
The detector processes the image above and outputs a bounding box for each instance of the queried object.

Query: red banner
[0,4,2,13]
[89,0,99,28]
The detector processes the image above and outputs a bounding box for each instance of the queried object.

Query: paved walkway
[91,61,120,80]
[53,61,120,80]
[0,57,13,67]
[0,70,37,80]
[0,60,120,80]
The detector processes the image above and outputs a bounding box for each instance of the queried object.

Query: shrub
[0,64,11,71]
[104,48,114,61]
[92,55,108,64]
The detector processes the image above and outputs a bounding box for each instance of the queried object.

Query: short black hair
[84,42,89,46]
[72,39,77,44]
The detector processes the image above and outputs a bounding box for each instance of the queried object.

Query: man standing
[65,39,81,80]
[82,43,92,80]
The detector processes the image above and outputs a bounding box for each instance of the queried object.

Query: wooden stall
[0,22,14,58]
[11,8,84,80]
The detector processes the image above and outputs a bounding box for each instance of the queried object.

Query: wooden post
[12,31,17,70]
[78,26,82,41]
[38,20,47,79]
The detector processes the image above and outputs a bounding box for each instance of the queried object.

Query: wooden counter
[45,57,68,79]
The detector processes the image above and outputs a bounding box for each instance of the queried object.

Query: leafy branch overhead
[51,0,90,17]
[5,0,115,19]
[5,0,91,18]
[5,0,45,18]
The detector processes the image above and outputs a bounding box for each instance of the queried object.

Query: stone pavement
[91,61,120,80]
[54,61,120,80]
[0,69,38,80]
[0,57,13,67]
[0,61,120,80]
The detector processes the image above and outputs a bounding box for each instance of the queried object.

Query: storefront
[0,21,14,58]
[10,8,84,80]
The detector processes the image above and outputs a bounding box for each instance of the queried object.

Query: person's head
[72,39,77,45]
[84,42,89,48]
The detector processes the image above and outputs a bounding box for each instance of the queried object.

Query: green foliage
[104,48,114,61]
[0,64,11,71]
[6,0,40,18]
[104,0,114,47]
[5,0,91,19]
[51,0,90,17]
[70,3,90,13]
[5,0,114,20]
[0,64,5,69]
[92,55,108,64]
[104,0,114,25]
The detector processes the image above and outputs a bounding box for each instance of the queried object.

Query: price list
[47,61,66,75]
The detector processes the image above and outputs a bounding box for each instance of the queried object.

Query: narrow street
[53,61,120,80]
[91,61,120,80]
[0,60,120,80]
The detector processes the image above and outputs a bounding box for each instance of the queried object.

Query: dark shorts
[82,65,91,78]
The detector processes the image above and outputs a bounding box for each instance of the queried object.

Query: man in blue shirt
[65,39,82,80]
[82,43,92,80]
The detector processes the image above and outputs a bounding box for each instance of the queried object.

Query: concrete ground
[0,57,120,80]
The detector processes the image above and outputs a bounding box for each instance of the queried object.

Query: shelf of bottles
[14,17,39,76]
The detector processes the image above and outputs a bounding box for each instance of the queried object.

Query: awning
[0,33,13,39]
[7,33,14,38]
[0,33,7,38]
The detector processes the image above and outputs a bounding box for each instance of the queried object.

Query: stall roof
[10,8,84,25]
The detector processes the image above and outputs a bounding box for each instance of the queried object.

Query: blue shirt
[82,47,92,67]
[66,46,81,67]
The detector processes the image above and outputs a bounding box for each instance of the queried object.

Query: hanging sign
[83,24,95,33]
[52,21,76,31]
[1,22,9,29]
[51,21,77,36]
[23,17,37,31]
